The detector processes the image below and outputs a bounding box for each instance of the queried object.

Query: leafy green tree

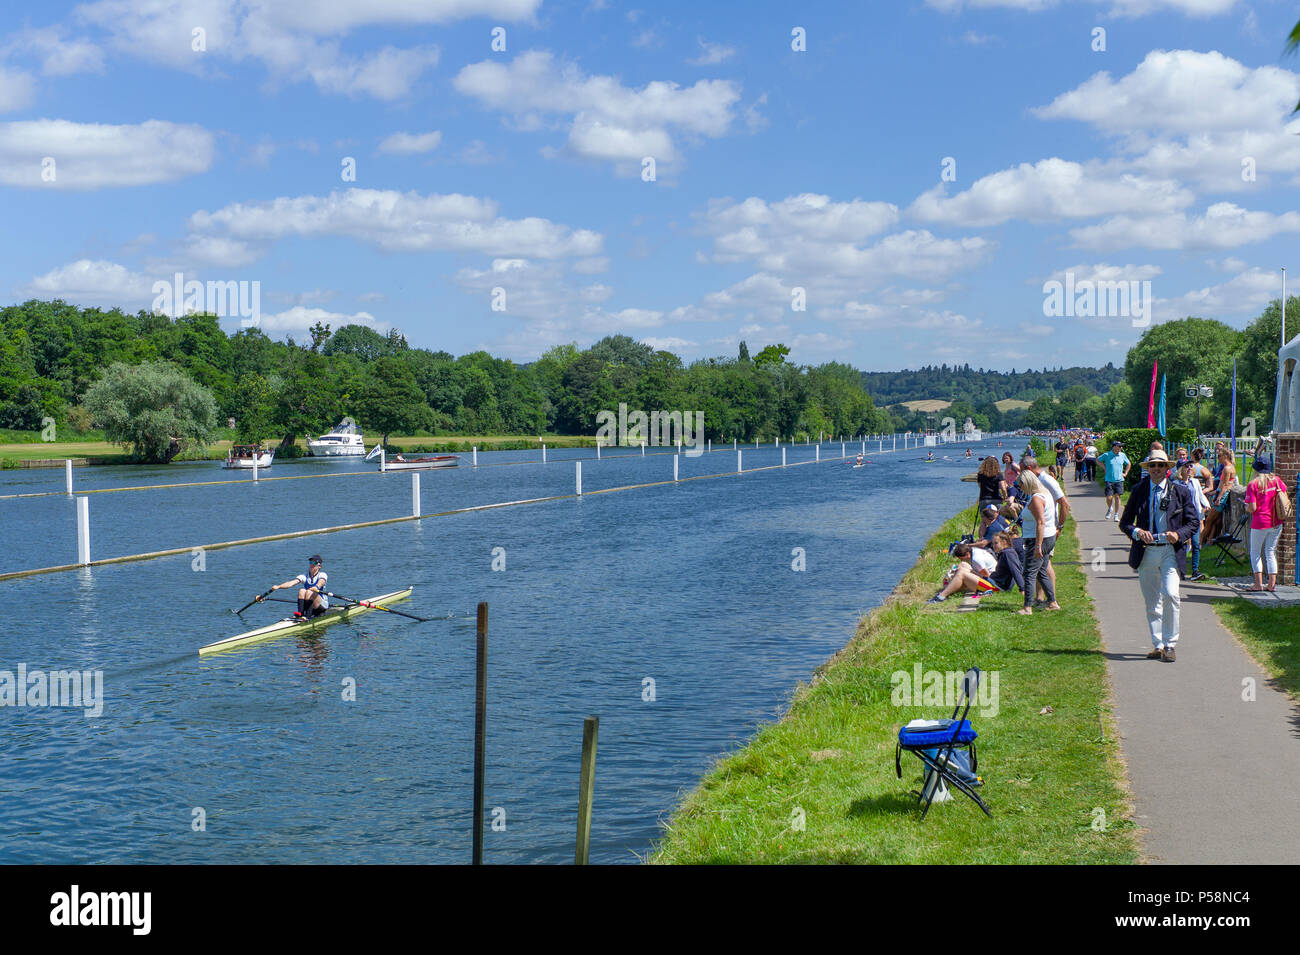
[324,324,392,362]
[753,343,790,368]
[1122,318,1241,431]
[231,373,276,442]
[83,361,218,463]
[355,356,431,445]
[1024,395,1059,430]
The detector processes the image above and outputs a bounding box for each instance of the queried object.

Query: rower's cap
[308,554,323,565]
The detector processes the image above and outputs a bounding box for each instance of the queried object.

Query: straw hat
[1140,449,1171,467]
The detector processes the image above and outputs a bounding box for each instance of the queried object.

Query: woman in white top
[1016,471,1060,615]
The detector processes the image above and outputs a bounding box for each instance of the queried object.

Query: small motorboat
[223,444,274,469]
[308,418,366,456]
[371,447,460,470]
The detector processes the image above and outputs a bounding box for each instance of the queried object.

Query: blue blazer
[1118,476,1200,573]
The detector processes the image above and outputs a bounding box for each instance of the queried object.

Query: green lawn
[650,509,1138,864]
[1212,602,1300,698]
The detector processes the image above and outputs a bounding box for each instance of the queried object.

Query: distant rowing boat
[378,455,460,471]
[199,588,413,656]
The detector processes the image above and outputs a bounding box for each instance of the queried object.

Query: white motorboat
[308,418,366,456]
[223,444,275,469]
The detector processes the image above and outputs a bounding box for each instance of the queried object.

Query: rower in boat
[258,554,330,620]
[855,452,864,466]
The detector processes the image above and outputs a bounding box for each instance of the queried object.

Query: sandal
[1016,608,1033,616]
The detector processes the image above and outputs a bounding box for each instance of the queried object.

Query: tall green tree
[83,361,218,463]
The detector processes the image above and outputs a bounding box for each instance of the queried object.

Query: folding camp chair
[1210,510,1250,569]
[895,666,992,819]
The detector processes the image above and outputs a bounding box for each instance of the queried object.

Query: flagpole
[1283,267,1287,346]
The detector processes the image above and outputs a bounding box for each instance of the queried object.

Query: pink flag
[1146,360,1158,428]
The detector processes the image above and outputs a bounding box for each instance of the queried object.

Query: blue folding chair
[894,666,992,819]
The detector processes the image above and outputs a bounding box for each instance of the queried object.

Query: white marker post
[733,438,737,451]
[576,460,583,496]
[252,454,259,481]
[411,472,421,517]
[641,442,645,456]
[379,448,386,473]
[737,449,743,473]
[473,446,478,467]
[782,447,787,467]
[65,459,73,496]
[841,441,846,458]
[673,454,679,482]
[76,496,90,566]
[542,444,547,464]
[596,441,601,460]
[816,445,821,462]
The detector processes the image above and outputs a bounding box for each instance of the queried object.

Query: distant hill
[860,364,1122,407]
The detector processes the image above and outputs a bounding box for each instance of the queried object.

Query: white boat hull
[307,443,366,456]
[223,451,274,469]
[200,588,414,655]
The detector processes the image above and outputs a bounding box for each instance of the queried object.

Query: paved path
[1069,477,1300,864]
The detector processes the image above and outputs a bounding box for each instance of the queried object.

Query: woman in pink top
[1001,452,1020,496]
[1244,459,1287,591]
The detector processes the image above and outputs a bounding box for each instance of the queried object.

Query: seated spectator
[927,542,998,603]
[974,504,1008,548]
[987,531,1025,594]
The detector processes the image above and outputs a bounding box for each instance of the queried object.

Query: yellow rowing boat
[199,588,414,656]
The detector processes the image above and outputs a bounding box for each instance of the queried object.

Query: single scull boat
[199,587,413,656]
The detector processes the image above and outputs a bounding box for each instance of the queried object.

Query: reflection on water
[0,441,997,862]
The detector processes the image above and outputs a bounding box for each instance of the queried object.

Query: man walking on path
[1098,440,1131,521]
[1073,475,1300,863]
[1119,450,1199,662]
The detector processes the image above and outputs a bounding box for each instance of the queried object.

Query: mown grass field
[650,509,1138,864]
[0,433,599,464]
[1212,601,1300,699]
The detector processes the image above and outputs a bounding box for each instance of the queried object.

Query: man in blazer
[1119,449,1200,662]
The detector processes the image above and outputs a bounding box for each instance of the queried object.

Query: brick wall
[1277,433,1300,585]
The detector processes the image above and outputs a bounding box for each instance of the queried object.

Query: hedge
[1100,427,1196,489]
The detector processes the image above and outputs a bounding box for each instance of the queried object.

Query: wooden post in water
[576,460,583,495]
[65,459,73,496]
[472,602,488,865]
[575,715,599,865]
[76,497,90,566]
[411,472,421,517]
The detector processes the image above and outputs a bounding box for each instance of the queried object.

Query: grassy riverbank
[0,433,599,465]
[1212,601,1300,698]
[651,508,1138,864]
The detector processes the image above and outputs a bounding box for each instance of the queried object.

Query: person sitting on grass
[974,504,1007,548]
[987,531,1025,595]
[927,542,998,604]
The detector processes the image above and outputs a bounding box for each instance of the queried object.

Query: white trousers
[1249,525,1283,575]
[1138,545,1180,650]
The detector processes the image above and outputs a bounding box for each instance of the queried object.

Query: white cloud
[925,0,1237,14]
[641,336,697,350]
[0,65,36,112]
[571,257,609,274]
[23,259,155,307]
[909,158,1191,227]
[256,305,388,338]
[1070,203,1300,251]
[182,235,260,267]
[378,130,442,154]
[454,50,744,170]
[69,0,502,99]
[689,38,735,65]
[5,27,105,76]
[0,119,215,188]
[1039,262,1163,285]
[190,188,603,258]
[1034,51,1300,192]
[1155,266,1282,322]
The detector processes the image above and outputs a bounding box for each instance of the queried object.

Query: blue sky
[1,0,1297,371]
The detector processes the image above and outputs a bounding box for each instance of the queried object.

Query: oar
[327,592,434,623]
[231,588,276,616]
